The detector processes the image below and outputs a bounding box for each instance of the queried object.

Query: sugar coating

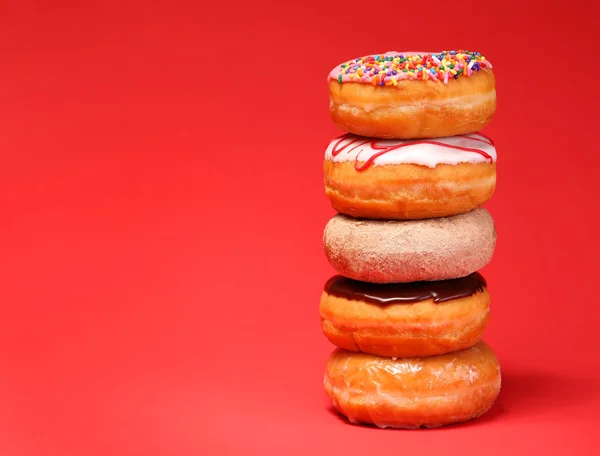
[323,209,496,283]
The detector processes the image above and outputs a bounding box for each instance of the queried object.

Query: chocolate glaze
[324,273,486,305]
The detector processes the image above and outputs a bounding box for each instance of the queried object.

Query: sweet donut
[323,209,496,283]
[324,341,501,429]
[328,51,495,139]
[324,132,496,220]
[320,272,490,358]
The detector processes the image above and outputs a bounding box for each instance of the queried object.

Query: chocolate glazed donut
[320,273,491,358]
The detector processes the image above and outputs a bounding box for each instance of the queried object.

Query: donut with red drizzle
[323,132,497,219]
[331,132,494,171]
[328,51,496,139]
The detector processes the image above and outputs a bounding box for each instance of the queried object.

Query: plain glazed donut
[320,273,490,358]
[323,209,496,283]
[324,342,501,429]
[324,133,496,220]
[328,51,495,139]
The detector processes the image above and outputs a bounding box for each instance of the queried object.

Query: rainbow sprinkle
[332,50,491,86]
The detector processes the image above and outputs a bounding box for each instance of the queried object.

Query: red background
[1,1,599,454]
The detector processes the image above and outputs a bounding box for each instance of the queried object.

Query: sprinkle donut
[324,132,496,219]
[329,51,495,139]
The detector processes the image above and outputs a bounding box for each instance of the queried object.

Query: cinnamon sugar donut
[329,51,495,139]
[324,342,501,429]
[320,273,490,358]
[323,209,496,283]
[324,132,496,220]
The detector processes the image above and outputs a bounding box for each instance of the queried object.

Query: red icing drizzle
[331,133,494,171]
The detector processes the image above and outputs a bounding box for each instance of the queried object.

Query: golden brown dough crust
[320,287,490,357]
[324,160,496,220]
[324,342,501,429]
[328,69,496,139]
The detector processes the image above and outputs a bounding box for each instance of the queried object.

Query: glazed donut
[329,51,495,139]
[324,132,496,219]
[320,272,490,358]
[323,209,496,283]
[324,342,501,429]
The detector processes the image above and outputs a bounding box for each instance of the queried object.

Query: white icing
[325,133,497,168]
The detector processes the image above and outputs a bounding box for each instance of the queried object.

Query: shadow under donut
[325,368,598,430]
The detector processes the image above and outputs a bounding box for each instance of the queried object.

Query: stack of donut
[320,51,501,429]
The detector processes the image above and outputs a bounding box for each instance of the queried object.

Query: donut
[320,272,490,358]
[328,51,495,139]
[323,209,496,283]
[324,132,496,220]
[324,342,501,429]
